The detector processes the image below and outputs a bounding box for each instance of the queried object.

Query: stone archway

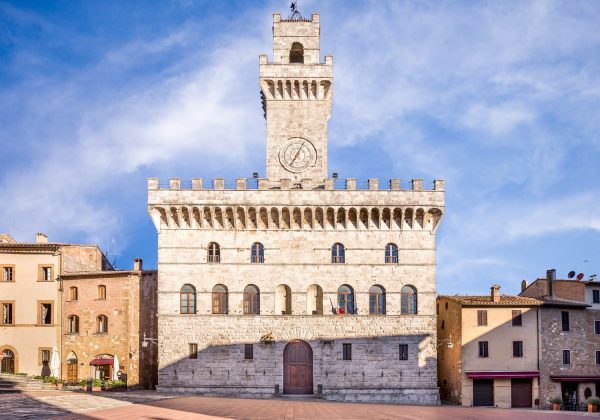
[0,347,17,374]
[283,340,313,394]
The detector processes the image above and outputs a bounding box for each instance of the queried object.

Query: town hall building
[147,11,445,404]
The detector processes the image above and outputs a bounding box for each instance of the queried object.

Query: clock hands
[290,145,303,165]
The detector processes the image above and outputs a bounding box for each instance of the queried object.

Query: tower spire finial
[289,2,303,20]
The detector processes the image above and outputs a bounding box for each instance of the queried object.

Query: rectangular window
[188,343,198,359]
[39,348,51,366]
[38,265,54,282]
[399,344,408,360]
[39,302,53,325]
[596,351,600,365]
[561,311,570,331]
[478,341,489,358]
[2,266,14,282]
[512,310,523,326]
[593,290,600,304]
[477,310,488,326]
[513,341,523,357]
[244,344,253,360]
[595,320,600,335]
[562,349,571,365]
[1,302,14,325]
[343,343,352,360]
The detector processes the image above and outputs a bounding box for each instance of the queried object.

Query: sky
[1,0,599,295]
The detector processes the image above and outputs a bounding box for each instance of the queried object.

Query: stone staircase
[0,373,57,392]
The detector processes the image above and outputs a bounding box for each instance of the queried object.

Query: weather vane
[289,1,303,20]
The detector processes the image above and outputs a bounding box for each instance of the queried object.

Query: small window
[244,344,253,360]
[289,42,304,64]
[368,285,385,315]
[441,320,445,330]
[593,290,600,304]
[2,266,14,282]
[596,351,600,365]
[331,243,345,263]
[189,343,198,359]
[180,284,196,314]
[342,343,352,360]
[512,310,522,326]
[401,285,418,314]
[513,341,523,357]
[399,344,408,360]
[562,349,571,365]
[478,341,489,358]
[337,285,354,315]
[69,287,78,301]
[42,267,52,281]
[445,302,448,309]
[212,284,228,314]
[40,303,52,325]
[207,242,220,263]
[243,285,260,315]
[40,349,51,366]
[1,302,14,325]
[561,311,570,331]
[251,242,264,263]
[477,310,488,326]
[596,320,600,335]
[97,285,106,300]
[385,243,398,264]
[68,315,79,333]
[97,315,108,333]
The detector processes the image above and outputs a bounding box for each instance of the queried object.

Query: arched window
[207,242,220,263]
[401,285,418,314]
[331,243,345,263]
[289,42,304,64]
[212,284,228,314]
[69,286,78,301]
[337,285,355,315]
[243,285,260,315]
[369,285,386,315]
[307,284,323,315]
[97,315,108,333]
[385,243,398,264]
[251,242,264,263]
[1,349,15,374]
[180,284,196,314]
[275,284,292,315]
[68,315,79,333]
[97,285,106,300]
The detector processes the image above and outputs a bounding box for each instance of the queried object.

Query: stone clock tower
[259,13,332,182]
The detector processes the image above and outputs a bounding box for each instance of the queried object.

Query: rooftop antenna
[289,1,303,20]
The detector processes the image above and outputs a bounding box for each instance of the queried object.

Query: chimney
[521,279,528,293]
[491,284,501,303]
[133,258,143,271]
[547,269,556,299]
[35,233,48,244]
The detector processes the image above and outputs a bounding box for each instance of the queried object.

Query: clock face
[279,137,317,173]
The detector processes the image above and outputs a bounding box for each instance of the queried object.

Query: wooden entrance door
[1,350,15,374]
[511,378,532,407]
[67,363,78,383]
[283,341,313,394]
[473,379,494,406]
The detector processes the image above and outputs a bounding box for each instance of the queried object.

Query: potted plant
[91,378,103,392]
[587,397,600,412]
[550,396,562,411]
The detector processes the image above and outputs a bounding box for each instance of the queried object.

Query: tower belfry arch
[259,13,333,182]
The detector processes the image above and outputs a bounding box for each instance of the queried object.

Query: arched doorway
[283,340,313,394]
[1,349,15,374]
[67,352,78,384]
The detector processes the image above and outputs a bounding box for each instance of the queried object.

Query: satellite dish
[568,271,576,279]
[576,273,584,281]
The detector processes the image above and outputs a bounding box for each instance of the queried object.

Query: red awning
[551,376,600,382]
[90,358,113,366]
[466,371,540,379]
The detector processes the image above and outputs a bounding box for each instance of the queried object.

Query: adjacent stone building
[437,286,541,408]
[59,258,158,389]
[520,269,600,409]
[0,233,109,376]
[148,11,445,403]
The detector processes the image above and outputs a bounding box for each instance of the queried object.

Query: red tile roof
[440,295,542,306]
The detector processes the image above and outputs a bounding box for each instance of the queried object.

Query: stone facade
[148,11,444,404]
[437,288,541,408]
[60,261,158,389]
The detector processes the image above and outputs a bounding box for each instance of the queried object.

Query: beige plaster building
[520,269,600,409]
[437,285,541,408]
[59,258,158,389]
[148,11,445,403]
[0,233,109,377]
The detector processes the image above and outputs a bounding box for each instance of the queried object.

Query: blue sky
[1,0,599,295]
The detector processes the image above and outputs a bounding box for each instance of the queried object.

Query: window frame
[342,343,352,360]
[189,343,198,359]
[399,344,408,361]
[97,285,107,300]
[331,243,345,264]
[595,320,600,335]
[180,284,197,315]
[477,310,488,326]
[385,243,398,264]
[250,242,264,263]
[67,315,79,334]
[561,311,570,331]
[38,347,52,367]
[211,284,228,314]
[337,285,355,315]
[37,264,54,282]
[1,265,15,282]
[243,285,260,315]
[244,344,254,360]
[400,285,418,315]
[562,349,571,365]
[37,301,53,325]
[368,285,386,315]
[511,310,522,326]
[513,340,523,358]
[96,314,108,334]
[69,286,78,301]
[478,341,489,358]
[596,350,600,365]
[593,290,600,304]
[1,301,15,325]
[207,242,221,263]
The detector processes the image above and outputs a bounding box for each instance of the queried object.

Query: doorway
[561,382,578,411]
[0,349,15,374]
[283,340,313,394]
